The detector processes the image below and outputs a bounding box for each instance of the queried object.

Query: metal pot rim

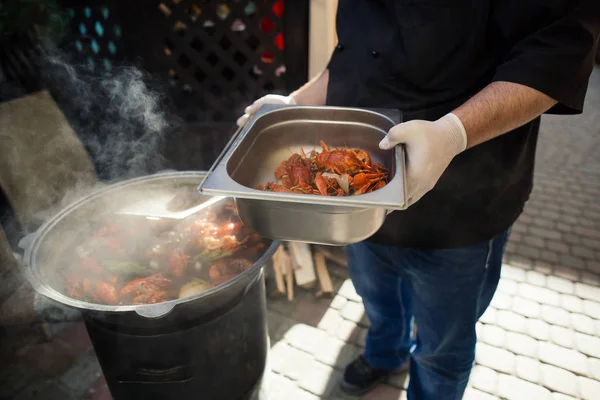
[22,170,279,317]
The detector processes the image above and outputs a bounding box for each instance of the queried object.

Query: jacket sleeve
[492,0,600,114]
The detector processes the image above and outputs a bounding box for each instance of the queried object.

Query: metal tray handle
[198,124,245,193]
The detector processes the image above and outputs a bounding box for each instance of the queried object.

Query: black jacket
[325,0,600,248]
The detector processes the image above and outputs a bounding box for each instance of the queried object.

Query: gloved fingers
[244,97,267,116]
[379,121,416,150]
[236,113,250,127]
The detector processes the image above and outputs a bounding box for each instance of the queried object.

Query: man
[238,1,600,399]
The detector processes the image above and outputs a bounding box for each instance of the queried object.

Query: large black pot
[22,171,279,400]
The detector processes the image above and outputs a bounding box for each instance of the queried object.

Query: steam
[39,44,178,182]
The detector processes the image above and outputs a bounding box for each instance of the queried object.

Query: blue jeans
[346,230,510,400]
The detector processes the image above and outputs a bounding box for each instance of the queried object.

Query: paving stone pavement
[1,69,599,400]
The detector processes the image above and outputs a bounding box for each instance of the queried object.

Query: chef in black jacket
[238,1,600,398]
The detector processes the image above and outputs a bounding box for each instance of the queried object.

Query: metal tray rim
[199,104,408,210]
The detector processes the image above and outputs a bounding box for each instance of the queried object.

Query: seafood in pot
[257,140,389,196]
[63,198,268,306]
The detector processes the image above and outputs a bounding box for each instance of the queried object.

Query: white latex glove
[379,113,468,207]
[236,94,296,127]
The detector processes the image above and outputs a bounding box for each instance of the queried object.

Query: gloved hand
[379,113,468,207]
[236,94,296,127]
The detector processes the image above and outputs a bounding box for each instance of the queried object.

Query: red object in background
[274,33,284,50]
[272,0,284,18]
[259,0,285,61]
[260,16,275,34]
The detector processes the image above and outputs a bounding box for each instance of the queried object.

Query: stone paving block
[547,240,570,254]
[497,374,551,400]
[575,282,600,301]
[338,280,362,303]
[531,218,554,230]
[582,300,600,319]
[518,283,560,306]
[556,222,573,233]
[554,267,580,282]
[526,271,547,286]
[292,388,322,400]
[498,279,518,295]
[580,271,600,286]
[506,255,535,270]
[463,387,499,400]
[516,245,540,259]
[491,292,512,311]
[551,394,577,400]
[269,342,314,380]
[59,352,102,398]
[515,356,541,384]
[562,233,582,246]
[481,325,505,347]
[560,294,583,313]
[469,365,498,395]
[540,364,579,398]
[266,372,300,400]
[586,261,600,274]
[313,335,359,370]
[297,359,339,397]
[479,307,497,324]
[546,276,574,294]
[534,261,553,275]
[285,323,330,354]
[549,325,575,348]
[512,296,541,318]
[588,358,600,380]
[475,343,515,375]
[540,305,571,328]
[539,250,560,263]
[572,246,596,260]
[330,295,348,311]
[574,226,600,240]
[505,332,538,358]
[496,310,527,333]
[530,227,561,240]
[335,319,362,345]
[539,342,588,376]
[574,332,600,359]
[340,301,367,326]
[578,376,600,400]
[561,254,587,270]
[511,222,528,234]
[317,308,344,337]
[571,313,596,335]
[527,319,551,341]
[501,265,526,282]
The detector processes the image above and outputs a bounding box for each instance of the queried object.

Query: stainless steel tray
[198,104,407,245]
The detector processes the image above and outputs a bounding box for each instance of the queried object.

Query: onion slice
[322,172,350,194]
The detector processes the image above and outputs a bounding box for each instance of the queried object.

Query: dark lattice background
[58,0,307,123]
